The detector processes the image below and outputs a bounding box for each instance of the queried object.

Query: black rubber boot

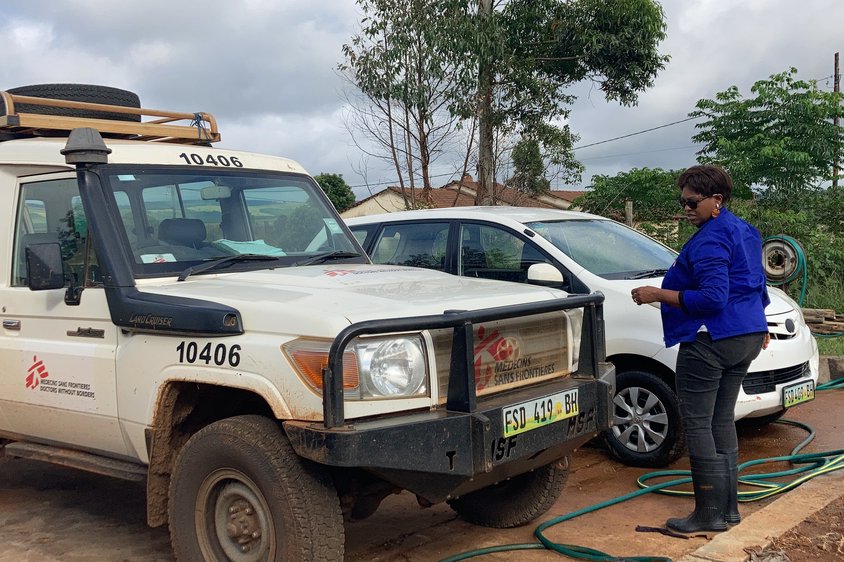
[719,449,741,524]
[666,455,729,534]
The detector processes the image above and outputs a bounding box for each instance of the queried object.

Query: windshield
[102,167,363,277]
[526,219,677,280]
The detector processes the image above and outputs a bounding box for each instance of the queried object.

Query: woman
[631,165,770,533]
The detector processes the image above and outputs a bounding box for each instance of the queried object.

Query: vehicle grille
[429,310,578,404]
[742,361,809,395]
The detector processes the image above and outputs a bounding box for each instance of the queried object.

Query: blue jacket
[661,208,770,348]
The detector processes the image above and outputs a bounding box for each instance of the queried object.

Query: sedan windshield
[103,167,363,277]
[526,219,677,280]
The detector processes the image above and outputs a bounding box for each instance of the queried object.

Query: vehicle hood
[601,277,795,316]
[137,264,568,336]
[765,286,798,315]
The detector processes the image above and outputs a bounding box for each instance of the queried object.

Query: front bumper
[286,361,614,502]
[285,292,614,502]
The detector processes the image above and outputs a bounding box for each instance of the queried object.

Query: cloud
[2,0,842,194]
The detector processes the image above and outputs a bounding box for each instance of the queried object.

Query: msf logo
[474,325,520,390]
[25,355,49,389]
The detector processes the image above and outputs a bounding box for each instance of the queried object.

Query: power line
[348,116,701,189]
[572,116,700,151]
[579,144,698,163]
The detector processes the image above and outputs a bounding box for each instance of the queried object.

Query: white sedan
[347,206,820,468]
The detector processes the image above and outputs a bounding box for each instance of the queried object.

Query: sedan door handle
[2,319,21,331]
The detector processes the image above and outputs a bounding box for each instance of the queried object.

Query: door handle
[2,319,21,331]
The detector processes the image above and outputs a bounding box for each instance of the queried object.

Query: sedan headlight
[283,335,429,400]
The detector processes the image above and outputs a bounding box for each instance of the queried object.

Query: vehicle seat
[158,218,207,248]
[461,237,487,273]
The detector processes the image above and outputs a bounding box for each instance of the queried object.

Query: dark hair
[677,165,733,203]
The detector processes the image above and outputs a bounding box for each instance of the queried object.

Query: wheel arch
[144,381,277,527]
[607,353,676,390]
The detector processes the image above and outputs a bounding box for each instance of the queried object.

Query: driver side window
[12,179,100,288]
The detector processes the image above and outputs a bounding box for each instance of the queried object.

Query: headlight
[355,336,427,398]
[283,335,429,400]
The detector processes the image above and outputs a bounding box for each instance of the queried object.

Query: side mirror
[527,263,565,287]
[26,243,65,290]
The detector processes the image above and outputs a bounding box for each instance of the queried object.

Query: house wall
[341,193,408,218]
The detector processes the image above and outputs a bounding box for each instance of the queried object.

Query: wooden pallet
[0,90,220,145]
[801,308,844,335]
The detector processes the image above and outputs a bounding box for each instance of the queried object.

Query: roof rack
[0,90,220,145]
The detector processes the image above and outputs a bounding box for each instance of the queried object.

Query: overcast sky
[2,1,841,199]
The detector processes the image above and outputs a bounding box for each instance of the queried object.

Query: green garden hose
[441,378,844,562]
[761,235,844,337]
[762,235,808,307]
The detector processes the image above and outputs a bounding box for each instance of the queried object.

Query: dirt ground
[753,495,844,562]
[1,381,843,561]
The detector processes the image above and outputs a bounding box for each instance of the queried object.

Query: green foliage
[575,167,681,220]
[507,137,551,195]
[345,0,668,185]
[690,68,844,205]
[313,173,356,213]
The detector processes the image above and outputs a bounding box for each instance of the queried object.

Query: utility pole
[834,52,840,189]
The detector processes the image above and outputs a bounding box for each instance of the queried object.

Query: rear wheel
[603,370,685,468]
[168,415,344,562]
[447,457,569,528]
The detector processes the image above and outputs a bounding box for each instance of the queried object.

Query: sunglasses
[678,195,712,210]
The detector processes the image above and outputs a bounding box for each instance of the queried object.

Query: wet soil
[755,494,844,562]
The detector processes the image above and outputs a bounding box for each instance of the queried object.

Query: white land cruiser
[0,85,615,561]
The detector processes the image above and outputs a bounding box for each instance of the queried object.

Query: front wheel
[168,415,344,562]
[603,370,685,468]
[447,457,569,528]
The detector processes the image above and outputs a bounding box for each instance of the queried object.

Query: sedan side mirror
[527,263,565,286]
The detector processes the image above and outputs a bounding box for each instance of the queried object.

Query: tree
[341,0,468,207]
[463,0,670,203]
[314,173,356,212]
[506,137,550,196]
[575,167,682,244]
[344,0,668,206]
[690,67,844,205]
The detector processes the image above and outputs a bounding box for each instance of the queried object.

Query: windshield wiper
[292,251,362,267]
[628,268,670,280]
[178,254,280,282]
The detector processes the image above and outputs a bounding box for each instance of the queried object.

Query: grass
[817,336,844,356]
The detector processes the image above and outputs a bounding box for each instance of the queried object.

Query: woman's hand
[632,286,681,308]
[631,286,661,306]
[762,333,771,350]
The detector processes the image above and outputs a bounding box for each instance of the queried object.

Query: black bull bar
[284,292,615,499]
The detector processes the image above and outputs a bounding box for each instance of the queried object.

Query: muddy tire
[168,415,344,562]
[1,83,141,122]
[447,457,569,528]
[603,370,685,468]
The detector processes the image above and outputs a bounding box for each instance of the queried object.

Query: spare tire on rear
[1,84,141,122]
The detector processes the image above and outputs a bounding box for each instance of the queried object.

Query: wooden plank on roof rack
[1,113,219,144]
[1,91,220,144]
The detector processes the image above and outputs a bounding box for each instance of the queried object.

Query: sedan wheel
[603,370,685,468]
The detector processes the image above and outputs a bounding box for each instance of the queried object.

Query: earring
[711,205,721,218]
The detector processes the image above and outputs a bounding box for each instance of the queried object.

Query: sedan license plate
[782,380,815,408]
[502,389,579,437]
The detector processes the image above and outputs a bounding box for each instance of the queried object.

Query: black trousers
[675,332,766,458]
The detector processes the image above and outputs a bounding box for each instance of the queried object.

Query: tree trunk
[476,0,494,206]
